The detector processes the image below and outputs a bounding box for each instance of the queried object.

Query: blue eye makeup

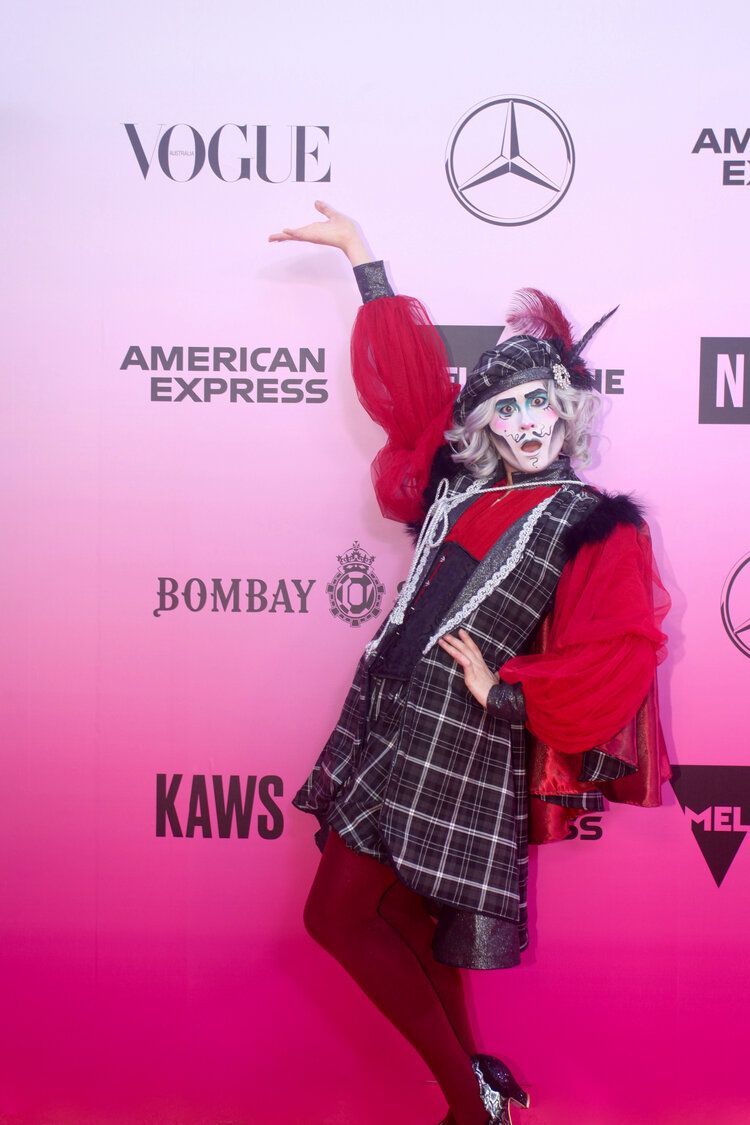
[495,388,548,417]
[495,402,516,417]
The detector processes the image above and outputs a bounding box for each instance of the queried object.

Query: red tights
[303,827,489,1125]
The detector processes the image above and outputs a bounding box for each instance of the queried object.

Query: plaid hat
[453,287,618,426]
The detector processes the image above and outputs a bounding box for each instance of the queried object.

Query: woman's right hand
[268,200,374,266]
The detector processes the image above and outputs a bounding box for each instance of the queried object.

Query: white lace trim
[422,492,557,653]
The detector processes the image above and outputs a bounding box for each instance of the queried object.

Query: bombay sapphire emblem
[326,541,385,627]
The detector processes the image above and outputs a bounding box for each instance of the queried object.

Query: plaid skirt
[322,673,523,970]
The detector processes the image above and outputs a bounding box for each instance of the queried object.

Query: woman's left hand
[437,628,497,709]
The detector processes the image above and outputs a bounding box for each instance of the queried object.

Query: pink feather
[504,288,575,350]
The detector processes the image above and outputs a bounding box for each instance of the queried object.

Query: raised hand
[268,200,373,266]
[437,628,498,709]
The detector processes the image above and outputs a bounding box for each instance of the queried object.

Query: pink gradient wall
[3,3,749,1123]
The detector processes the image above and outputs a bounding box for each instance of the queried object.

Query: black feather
[572,305,620,357]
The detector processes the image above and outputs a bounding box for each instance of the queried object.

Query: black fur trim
[403,444,459,546]
[562,490,645,558]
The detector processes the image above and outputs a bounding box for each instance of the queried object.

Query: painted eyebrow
[495,387,548,407]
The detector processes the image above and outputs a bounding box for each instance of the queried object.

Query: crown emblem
[336,540,375,569]
[327,540,384,628]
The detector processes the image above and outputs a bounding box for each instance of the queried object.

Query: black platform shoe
[470,1053,531,1125]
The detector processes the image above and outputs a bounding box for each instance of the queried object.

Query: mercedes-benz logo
[721,553,750,658]
[445,95,575,226]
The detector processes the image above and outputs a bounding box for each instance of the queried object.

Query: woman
[269,202,671,1125]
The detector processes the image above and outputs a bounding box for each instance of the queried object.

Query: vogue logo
[698,338,750,423]
[124,123,331,182]
[670,765,750,886]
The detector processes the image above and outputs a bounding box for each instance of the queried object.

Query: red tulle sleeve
[350,295,460,524]
[498,520,671,754]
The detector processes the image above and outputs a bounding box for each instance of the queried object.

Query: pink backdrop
[4,3,750,1123]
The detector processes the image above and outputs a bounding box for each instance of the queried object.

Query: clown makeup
[487,380,565,474]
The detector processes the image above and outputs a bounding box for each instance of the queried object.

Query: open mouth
[521,440,542,454]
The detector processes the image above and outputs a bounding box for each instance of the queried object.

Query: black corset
[369,540,479,680]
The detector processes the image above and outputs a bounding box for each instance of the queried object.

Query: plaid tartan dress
[292,461,602,954]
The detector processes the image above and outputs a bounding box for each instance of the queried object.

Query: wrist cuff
[486,681,526,723]
[353,260,394,302]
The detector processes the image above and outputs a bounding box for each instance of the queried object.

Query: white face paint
[487,379,565,474]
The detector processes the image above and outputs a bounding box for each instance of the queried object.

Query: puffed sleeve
[497,520,670,754]
[349,261,460,524]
